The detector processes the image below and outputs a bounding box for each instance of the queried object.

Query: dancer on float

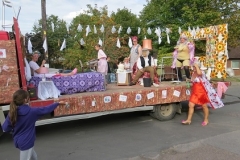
[172,34,195,81]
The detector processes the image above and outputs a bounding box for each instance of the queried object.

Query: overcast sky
[1,0,147,34]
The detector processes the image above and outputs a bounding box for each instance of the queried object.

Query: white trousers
[20,147,37,160]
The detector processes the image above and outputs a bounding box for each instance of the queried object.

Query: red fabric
[189,82,210,105]
[132,63,159,84]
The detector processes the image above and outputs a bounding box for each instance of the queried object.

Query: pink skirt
[97,58,108,75]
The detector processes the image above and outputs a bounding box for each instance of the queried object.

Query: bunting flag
[196,26,200,32]
[51,23,54,32]
[86,25,91,36]
[158,36,162,44]
[94,25,97,34]
[188,26,192,33]
[116,38,121,48]
[178,27,182,34]
[127,27,131,34]
[77,24,83,32]
[118,26,122,34]
[111,26,116,34]
[147,27,152,35]
[98,38,103,46]
[138,27,141,34]
[166,28,171,44]
[66,24,69,33]
[80,38,85,45]
[27,38,33,53]
[43,37,47,53]
[128,37,132,48]
[100,24,104,33]
[60,39,66,51]
[192,27,196,37]
[155,27,161,37]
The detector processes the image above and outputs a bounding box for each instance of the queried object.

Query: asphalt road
[1,84,240,160]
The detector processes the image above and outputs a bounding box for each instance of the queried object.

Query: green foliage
[27,1,240,70]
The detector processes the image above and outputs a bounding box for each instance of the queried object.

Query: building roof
[228,46,240,59]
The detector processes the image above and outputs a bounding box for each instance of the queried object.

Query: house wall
[227,59,240,76]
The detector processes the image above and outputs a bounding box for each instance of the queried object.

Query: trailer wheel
[150,103,178,121]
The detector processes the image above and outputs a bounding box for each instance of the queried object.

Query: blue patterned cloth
[29,72,106,95]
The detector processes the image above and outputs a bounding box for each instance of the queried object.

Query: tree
[139,0,240,56]
[31,15,69,68]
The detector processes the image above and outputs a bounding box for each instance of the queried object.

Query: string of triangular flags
[27,24,200,53]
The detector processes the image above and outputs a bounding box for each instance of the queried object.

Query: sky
[1,0,148,34]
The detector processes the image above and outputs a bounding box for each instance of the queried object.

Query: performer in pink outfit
[95,44,108,76]
[171,35,195,81]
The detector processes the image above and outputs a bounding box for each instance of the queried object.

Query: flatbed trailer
[0,18,231,136]
[1,82,189,125]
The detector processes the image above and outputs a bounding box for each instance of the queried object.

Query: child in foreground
[2,89,66,160]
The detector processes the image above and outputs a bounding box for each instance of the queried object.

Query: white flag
[66,24,69,32]
[60,39,66,51]
[28,38,33,53]
[166,28,171,44]
[147,27,152,35]
[42,37,47,53]
[80,38,85,45]
[128,37,133,48]
[100,24,104,33]
[178,27,181,34]
[86,25,91,36]
[116,38,121,48]
[118,26,122,34]
[127,27,131,34]
[188,26,191,33]
[98,38,103,46]
[111,26,116,34]
[51,23,54,32]
[158,36,162,44]
[138,27,141,34]
[94,25,97,34]
[77,24,83,32]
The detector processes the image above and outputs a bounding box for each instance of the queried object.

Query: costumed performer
[29,51,77,78]
[95,44,108,84]
[128,36,142,70]
[130,48,159,86]
[182,60,224,126]
[171,34,195,81]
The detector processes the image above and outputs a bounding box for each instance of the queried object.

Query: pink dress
[97,49,108,75]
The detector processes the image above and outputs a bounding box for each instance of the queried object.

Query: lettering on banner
[119,95,127,102]
[135,94,142,101]
[173,90,180,97]
[104,96,111,103]
[162,90,167,98]
[147,92,154,99]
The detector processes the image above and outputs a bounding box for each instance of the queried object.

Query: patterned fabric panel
[29,72,106,95]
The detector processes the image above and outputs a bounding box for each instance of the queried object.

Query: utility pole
[41,0,48,61]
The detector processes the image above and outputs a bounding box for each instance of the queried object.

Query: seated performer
[29,51,77,77]
[130,48,158,86]
[171,34,195,81]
